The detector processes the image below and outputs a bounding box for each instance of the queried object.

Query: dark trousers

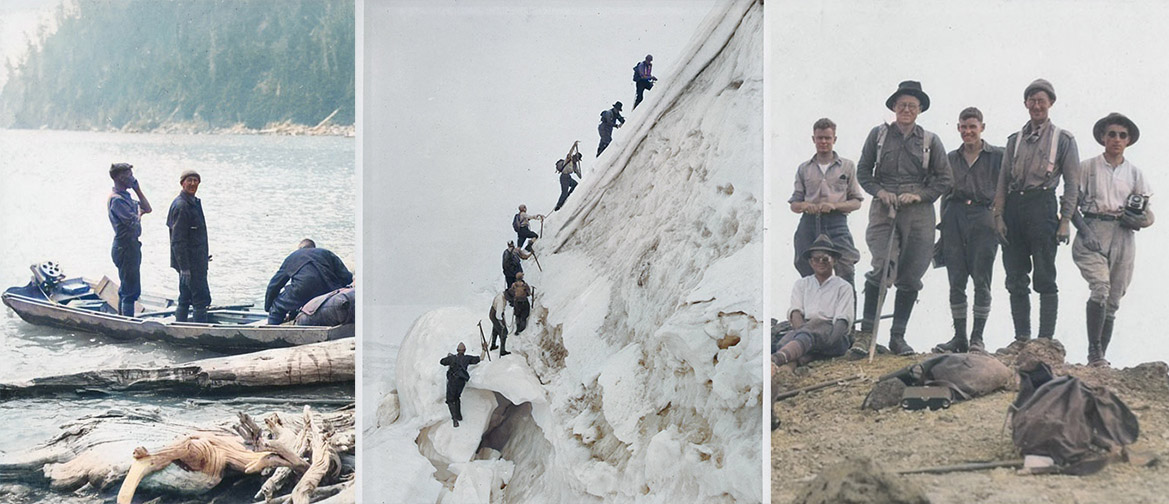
[942,203,998,318]
[517,228,539,251]
[504,273,519,291]
[177,266,211,322]
[111,239,142,316]
[491,316,508,350]
[775,319,850,359]
[514,298,531,334]
[597,126,613,157]
[446,378,467,421]
[555,173,578,210]
[794,212,858,286]
[1002,190,1059,296]
[634,79,653,109]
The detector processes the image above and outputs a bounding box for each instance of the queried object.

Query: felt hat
[1093,112,1139,146]
[802,234,841,261]
[885,80,930,112]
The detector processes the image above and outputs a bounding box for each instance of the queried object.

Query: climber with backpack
[513,204,544,251]
[597,101,626,157]
[554,142,583,211]
[633,54,657,110]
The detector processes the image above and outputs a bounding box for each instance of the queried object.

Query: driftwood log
[0,405,354,502]
[0,339,354,399]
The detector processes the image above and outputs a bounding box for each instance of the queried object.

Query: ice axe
[477,320,492,361]
[868,203,899,363]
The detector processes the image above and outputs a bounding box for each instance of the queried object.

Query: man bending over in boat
[108,162,151,316]
[264,239,354,325]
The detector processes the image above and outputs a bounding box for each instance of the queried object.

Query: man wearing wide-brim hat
[773,234,856,373]
[166,169,211,323]
[991,78,1081,352]
[852,80,953,358]
[1071,112,1154,367]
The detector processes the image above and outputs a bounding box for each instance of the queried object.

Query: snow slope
[365,1,763,502]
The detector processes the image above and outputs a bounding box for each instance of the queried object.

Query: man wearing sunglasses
[1071,113,1153,367]
[852,80,953,357]
[992,79,1080,352]
[773,234,854,373]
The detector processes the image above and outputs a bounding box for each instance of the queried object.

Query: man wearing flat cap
[992,78,1080,351]
[107,162,152,316]
[774,234,856,372]
[166,169,211,323]
[1071,112,1153,367]
[851,80,953,357]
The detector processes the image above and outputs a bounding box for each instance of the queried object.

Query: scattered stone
[792,457,930,504]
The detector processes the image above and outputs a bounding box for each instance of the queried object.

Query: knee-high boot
[1038,293,1058,339]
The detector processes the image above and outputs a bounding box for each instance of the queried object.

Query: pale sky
[766,0,1169,365]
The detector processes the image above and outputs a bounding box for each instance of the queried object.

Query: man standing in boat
[264,239,354,325]
[107,162,152,316]
[166,170,211,323]
[993,79,1080,351]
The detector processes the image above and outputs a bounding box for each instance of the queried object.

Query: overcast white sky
[766,0,1169,365]
[362,0,717,313]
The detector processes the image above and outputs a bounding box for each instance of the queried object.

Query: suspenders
[874,123,932,178]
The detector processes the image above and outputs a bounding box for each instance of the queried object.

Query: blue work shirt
[108,188,141,243]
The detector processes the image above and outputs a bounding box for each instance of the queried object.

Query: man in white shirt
[1072,113,1154,367]
[773,234,855,372]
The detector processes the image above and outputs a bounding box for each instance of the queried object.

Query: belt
[1007,186,1054,196]
[1083,212,1119,221]
[955,199,992,207]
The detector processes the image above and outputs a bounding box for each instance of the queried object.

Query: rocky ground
[771,339,1169,504]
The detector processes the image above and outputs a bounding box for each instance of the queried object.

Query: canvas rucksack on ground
[862,353,1011,410]
[1010,363,1139,468]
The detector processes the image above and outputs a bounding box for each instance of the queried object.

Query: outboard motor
[31,261,65,293]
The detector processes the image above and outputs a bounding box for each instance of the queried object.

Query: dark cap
[1093,112,1139,146]
[613,101,623,111]
[109,163,133,176]
[885,80,930,112]
[1024,79,1056,102]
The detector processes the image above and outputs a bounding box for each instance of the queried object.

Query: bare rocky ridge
[772,342,1169,504]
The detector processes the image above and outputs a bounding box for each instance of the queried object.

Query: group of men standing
[777,79,1154,373]
[106,165,352,325]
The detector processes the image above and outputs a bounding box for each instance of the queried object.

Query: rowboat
[1,262,353,352]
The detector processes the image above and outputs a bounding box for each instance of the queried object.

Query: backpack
[556,159,566,173]
[512,213,523,232]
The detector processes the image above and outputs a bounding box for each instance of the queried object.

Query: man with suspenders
[992,79,1080,351]
[849,81,953,358]
[1071,113,1153,366]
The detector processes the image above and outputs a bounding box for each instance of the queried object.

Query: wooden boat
[1,262,353,352]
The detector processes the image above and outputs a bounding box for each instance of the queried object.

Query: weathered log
[270,480,353,504]
[0,339,355,399]
[292,406,332,504]
[257,410,315,501]
[0,406,354,501]
[116,433,293,504]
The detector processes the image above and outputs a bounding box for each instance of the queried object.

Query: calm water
[0,129,355,501]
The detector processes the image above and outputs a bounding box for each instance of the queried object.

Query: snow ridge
[372,1,763,502]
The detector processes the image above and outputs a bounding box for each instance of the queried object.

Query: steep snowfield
[366,1,763,502]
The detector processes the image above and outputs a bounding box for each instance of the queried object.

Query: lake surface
[0,129,355,502]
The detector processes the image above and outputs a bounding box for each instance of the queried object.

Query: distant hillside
[0,0,354,131]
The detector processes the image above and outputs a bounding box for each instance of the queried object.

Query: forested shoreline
[0,0,354,134]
